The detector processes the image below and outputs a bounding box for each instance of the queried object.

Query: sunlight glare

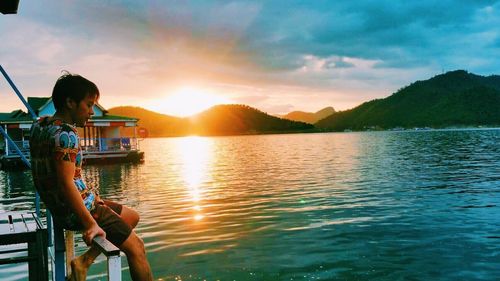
[159,87,229,117]
[176,136,213,221]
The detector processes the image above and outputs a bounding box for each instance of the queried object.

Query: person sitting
[30,72,153,281]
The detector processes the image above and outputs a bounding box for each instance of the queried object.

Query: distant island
[110,70,500,137]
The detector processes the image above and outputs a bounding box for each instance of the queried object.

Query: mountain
[190,104,314,135]
[107,106,189,137]
[282,107,335,124]
[315,70,500,131]
[108,104,314,137]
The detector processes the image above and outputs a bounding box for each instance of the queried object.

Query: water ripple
[1,129,500,280]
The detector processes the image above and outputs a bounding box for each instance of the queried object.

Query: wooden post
[53,223,122,281]
[133,126,137,150]
[54,225,66,281]
[107,255,122,281]
[93,236,122,281]
[99,128,102,150]
[27,240,38,281]
[5,125,8,156]
[35,220,49,281]
[93,127,97,149]
[46,211,55,281]
[65,231,75,276]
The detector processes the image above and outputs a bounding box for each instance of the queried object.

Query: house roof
[27,96,108,114]
[27,97,50,113]
[0,112,138,123]
[90,115,138,122]
[1,103,138,124]
[0,110,33,123]
[0,106,139,124]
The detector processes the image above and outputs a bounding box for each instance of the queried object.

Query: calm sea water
[1,129,499,281]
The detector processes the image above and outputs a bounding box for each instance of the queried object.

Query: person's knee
[121,232,146,257]
[122,206,140,228]
[131,210,140,228]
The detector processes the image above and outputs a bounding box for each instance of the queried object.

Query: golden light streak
[176,136,214,221]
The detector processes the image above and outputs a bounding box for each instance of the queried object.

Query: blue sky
[1,0,499,116]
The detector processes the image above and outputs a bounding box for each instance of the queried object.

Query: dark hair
[51,72,100,111]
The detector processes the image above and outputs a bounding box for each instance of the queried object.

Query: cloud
[2,0,500,114]
[232,0,499,74]
[11,1,499,76]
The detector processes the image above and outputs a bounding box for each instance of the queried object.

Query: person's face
[71,94,96,127]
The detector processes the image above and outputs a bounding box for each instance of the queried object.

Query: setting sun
[156,87,230,117]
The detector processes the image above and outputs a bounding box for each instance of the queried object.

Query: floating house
[0,97,144,169]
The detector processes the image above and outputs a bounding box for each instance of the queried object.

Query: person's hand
[82,223,106,246]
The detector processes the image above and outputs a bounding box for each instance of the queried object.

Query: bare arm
[55,159,105,245]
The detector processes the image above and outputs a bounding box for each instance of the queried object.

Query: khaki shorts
[91,200,132,247]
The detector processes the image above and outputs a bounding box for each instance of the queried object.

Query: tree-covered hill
[108,106,189,137]
[109,104,314,137]
[190,104,314,135]
[315,70,500,131]
[281,107,335,124]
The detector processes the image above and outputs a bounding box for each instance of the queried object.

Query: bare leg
[75,201,146,280]
[120,205,140,228]
[69,245,101,281]
[120,231,153,281]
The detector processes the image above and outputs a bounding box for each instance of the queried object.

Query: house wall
[92,106,104,117]
[6,128,23,141]
[0,133,5,154]
[39,102,56,116]
[102,127,120,138]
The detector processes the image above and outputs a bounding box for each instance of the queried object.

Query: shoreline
[136,126,500,138]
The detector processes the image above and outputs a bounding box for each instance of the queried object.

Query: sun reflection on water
[175,136,213,221]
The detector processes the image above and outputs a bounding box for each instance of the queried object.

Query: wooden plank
[0,212,48,281]
[0,213,9,228]
[0,213,35,244]
[0,231,36,244]
[28,241,38,281]
[53,226,122,281]
[54,225,66,281]
[0,223,11,235]
[25,220,37,232]
[93,236,120,257]
[0,256,33,265]
[0,247,27,255]
[8,214,15,232]
[65,231,75,277]
[11,221,28,233]
[21,213,37,232]
[11,213,29,234]
[36,227,49,281]
[20,214,30,232]
[33,213,44,230]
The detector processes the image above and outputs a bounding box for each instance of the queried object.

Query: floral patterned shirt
[30,116,96,229]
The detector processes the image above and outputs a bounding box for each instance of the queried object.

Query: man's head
[52,72,100,126]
